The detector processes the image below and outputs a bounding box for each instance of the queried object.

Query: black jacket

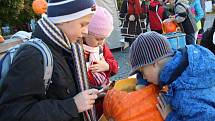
[0,25,84,121]
[174,2,197,34]
[119,0,147,38]
[201,27,215,55]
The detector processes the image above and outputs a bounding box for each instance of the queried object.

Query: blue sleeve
[165,111,181,121]
[193,0,204,22]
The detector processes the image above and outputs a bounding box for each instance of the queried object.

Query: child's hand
[129,14,135,21]
[89,58,109,73]
[176,27,181,32]
[156,93,172,120]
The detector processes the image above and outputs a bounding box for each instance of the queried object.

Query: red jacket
[103,44,119,78]
[148,1,165,30]
[85,44,119,87]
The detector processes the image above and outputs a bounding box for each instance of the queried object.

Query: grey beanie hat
[129,31,174,75]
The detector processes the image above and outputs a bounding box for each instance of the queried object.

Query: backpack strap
[155,5,163,24]
[25,38,53,92]
[0,44,21,84]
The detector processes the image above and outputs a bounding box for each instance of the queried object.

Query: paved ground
[110,14,215,81]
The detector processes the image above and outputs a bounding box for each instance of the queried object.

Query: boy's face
[57,14,93,43]
[84,34,105,47]
[138,63,160,85]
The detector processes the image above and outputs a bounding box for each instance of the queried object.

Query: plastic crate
[163,32,186,49]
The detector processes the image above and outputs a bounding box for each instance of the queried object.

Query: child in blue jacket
[129,31,215,121]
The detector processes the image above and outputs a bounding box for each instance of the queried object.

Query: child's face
[85,34,105,47]
[57,14,93,43]
[137,63,160,85]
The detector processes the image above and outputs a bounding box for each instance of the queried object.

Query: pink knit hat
[88,6,113,37]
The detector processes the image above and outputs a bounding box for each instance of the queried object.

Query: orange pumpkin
[0,35,4,43]
[32,0,47,15]
[103,84,163,121]
[162,19,177,34]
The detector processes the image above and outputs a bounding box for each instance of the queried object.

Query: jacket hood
[160,45,215,90]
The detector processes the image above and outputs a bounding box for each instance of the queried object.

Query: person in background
[0,0,99,121]
[168,0,197,45]
[198,0,206,34]
[129,31,215,121]
[201,18,215,54]
[119,0,147,46]
[148,0,169,33]
[83,6,119,119]
[190,0,204,39]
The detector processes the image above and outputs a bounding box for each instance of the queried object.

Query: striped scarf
[38,16,96,121]
[83,44,109,88]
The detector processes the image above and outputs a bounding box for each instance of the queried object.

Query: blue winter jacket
[160,45,215,121]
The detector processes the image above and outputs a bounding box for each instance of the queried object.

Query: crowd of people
[0,0,215,121]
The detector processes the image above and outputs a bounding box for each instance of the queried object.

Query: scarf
[38,16,96,121]
[83,44,109,88]
[128,0,142,15]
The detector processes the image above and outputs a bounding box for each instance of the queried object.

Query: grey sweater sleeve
[175,4,187,23]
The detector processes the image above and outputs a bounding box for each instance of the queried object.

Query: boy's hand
[89,58,110,72]
[73,89,99,113]
[156,93,172,120]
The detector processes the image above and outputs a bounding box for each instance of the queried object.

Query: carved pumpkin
[113,78,136,92]
[103,84,163,121]
[32,0,47,15]
[0,35,4,43]
[162,19,177,34]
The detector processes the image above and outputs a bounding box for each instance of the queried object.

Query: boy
[129,31,215,121]
[169,0,197,45]
[0,0,99,121]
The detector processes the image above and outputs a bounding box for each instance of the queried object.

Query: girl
[83,6,119,89]
[83,6,119,119]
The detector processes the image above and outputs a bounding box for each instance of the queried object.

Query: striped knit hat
[129,31,174,75]
[47,0,96,24]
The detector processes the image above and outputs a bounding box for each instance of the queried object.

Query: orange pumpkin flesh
[103,84,164,121]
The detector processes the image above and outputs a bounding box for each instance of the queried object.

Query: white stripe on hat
[48,8,94,23]
[213,32,215,45]
[48,0,75,6]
